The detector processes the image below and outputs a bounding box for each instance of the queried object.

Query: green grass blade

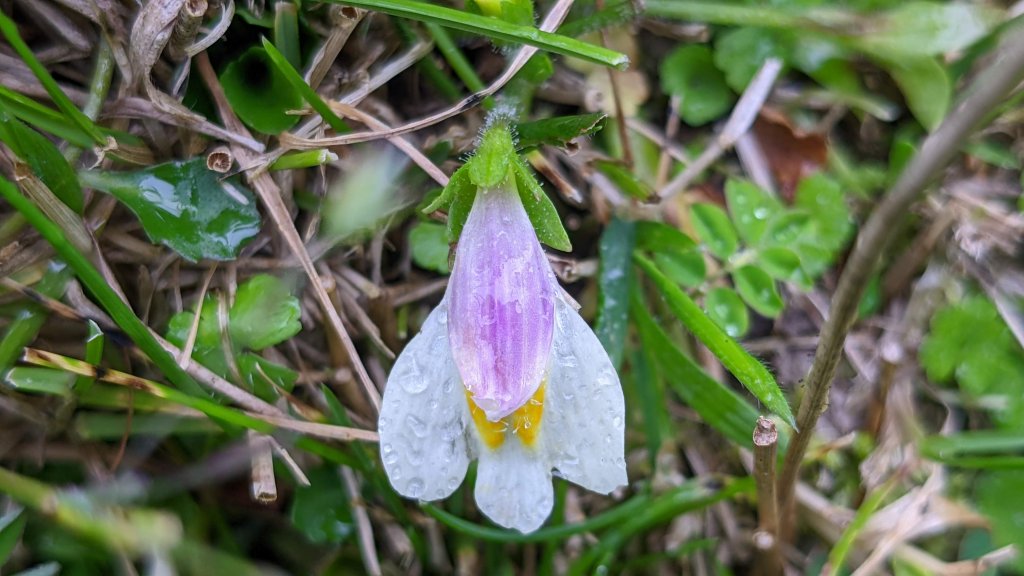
[320,0,629,69]
[634,253,795,427]
[262,38,350,133]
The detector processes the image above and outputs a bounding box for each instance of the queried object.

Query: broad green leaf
[734,265,784,318]
[795,173,853,251]
[230,275,301,350]
[409,221,451,274]
[470,124,516,188]
[653,251,705,287]
[691,203,739,259]
[635,221,697,252]
[514,113,606,150]
[762,211,812,247]
[595,218,634,369]
[705,287,749,338]
[79,159,261,261]
[512,161,572,251]
[979,471,1024,572]
[660,44,735,126]
[758,246,803,283]
[852,2,999,59]
[725,179,782,245]
[0,112,82,213]
[237,354,298,401]
[635,253,794,426]
[713,27,789,92]
[879,56,950,132]
[290,465,354,545]
[0,507,26,565]
[633,295,760,445]
[220,47,303,134]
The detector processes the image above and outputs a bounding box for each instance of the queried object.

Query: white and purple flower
[378,128,627,533]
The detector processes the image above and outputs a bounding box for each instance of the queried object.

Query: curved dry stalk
[777,25,1024,531]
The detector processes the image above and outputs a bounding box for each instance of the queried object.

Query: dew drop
[406,477,426,498]
[612,416,623,429]
[406,414,428,437]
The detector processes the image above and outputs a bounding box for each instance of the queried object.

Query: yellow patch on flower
[466,384,546,450]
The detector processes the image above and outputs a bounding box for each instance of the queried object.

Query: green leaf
[653,251,706,288]
[660,44,735,126]
[470,124,516,188]
[852,2,999,59]
[220,47,303,134]
[633,296,760,445]
[691,203,739,259]
[409,221,451,274]
[795,173,853,252]
[4,367,74,397]
[319,0,630,69]
[734,265,784,318]
[230,275,302,350]
[635,221,697,252]
[595,218,634,369]
[725,179,782,245]
[713,27,789,92]
[705,287,749,338]
[515,113,606,150]
[262,38,349,133]
[290,465,353,545]
[594,159,654,200]
[758,246,803,283]
[979,471,1024,572]
[0,507,26,565]
[79,159,261,261]
[237,354,298,401]
[635,253,794,426]
[0,112,83,213]
[878,56,950,131]
[512,161,572,251]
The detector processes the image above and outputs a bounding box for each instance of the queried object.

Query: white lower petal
[379,302,470,501]
[474,439,554,533]
[542,294,628,494]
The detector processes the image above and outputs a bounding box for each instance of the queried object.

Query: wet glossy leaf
[410,221,451,274]
[220,47,303,134]
[705,287,749,338]
[230,275,301,351]
[758,246,803,284]
[734,265,784,318]
[660,44,735,126]
[762,211,813,247]
[725,179,782,245]
[290,465,353,545]
[0,112,82,213]
[79,159,261,261]
[514,113,606,150]
[691,203,739,259]
[237,354,298,401]
[595,218,635,369]
[795,173,853,251]
[512,160,572,251]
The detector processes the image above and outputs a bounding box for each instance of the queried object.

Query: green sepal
[512,160,571,252]
[422,163,472,214]
[469,124,516,188]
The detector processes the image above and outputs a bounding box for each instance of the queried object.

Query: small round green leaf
[220,47,303,134]
[758,246,802,282]
[654,251,706,288]
[409,221,451,274]
[230,274,302,350]
[734,265,784,318]
[705,287,749,338]
[691,203,739,260]
[660,45,735,126]
[725,179,782,245]
[290,466,353,545]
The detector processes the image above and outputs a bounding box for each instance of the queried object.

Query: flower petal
[543,294,628,494]
[448,186,556,420]
[474,438,554,533]
[379,302,470,501]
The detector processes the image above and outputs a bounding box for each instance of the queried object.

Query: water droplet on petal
[406,477,425,498]
[406,414,428,437]
[612,416,623,429]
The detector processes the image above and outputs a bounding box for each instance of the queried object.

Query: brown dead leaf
[753,107,828,201]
